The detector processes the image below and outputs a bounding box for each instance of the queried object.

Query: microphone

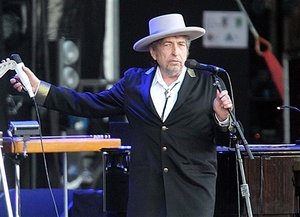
[10,54,35,98]
[185,59,227,74]
[277,105,300,112]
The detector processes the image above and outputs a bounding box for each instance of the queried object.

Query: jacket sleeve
[35,79,126,118]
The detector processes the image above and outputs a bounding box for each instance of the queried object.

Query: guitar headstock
[0,59,17,78]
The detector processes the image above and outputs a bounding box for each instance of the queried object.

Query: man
[11,13,232,217]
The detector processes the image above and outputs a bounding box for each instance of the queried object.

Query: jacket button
[162,146,167,151]
[163,167,169,173]
[162,126,168,131]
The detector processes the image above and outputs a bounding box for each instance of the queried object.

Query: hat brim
[133,27,206,52]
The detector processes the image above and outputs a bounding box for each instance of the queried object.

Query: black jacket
[42,67,229,217]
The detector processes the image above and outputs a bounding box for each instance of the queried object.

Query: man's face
[150,36,189,77]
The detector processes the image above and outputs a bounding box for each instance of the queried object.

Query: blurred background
[0,0,300,194]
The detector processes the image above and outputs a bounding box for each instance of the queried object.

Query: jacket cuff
[215,113,230,127]
[35,81,51,105]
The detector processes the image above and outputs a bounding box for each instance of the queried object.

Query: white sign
[202,11,248,49]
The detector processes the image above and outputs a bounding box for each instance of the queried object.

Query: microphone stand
[212,74,254,217]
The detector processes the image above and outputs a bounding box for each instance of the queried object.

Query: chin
[167,67,182,76]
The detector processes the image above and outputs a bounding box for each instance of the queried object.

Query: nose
[172,44,180,55]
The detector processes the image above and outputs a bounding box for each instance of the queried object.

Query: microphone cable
[215,67,247,217]
[221,69,235,116]
[222,70,243,217]
[7,96,60,217]
[32,96,60,217]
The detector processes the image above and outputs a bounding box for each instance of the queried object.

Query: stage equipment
[3,135,121,217]
[0,131,13,217]
[7,121,40,217]
[277,105,300,113]
[213,69,254,217]
[58,38,81,89]
[101,145,300,216]
[102,147,130,216]
[278,104,300,144]
[7,121,40,156]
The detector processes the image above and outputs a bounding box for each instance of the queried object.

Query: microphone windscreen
[185,59,198,68]
[10,54,22,64]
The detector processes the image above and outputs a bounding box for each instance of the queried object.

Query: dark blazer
[42,67,229,217]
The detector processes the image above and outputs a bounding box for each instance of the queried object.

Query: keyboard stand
[0,131,13,217]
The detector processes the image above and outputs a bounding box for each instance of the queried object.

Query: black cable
[6,96,60,217]
[222,70,235,116]
[222,70,243,217]
[32,96,60,217]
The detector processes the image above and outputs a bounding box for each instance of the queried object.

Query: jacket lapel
[168,68,198,117]
[140,67,159,116]
[140,67,198,122]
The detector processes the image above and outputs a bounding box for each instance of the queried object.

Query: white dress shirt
[150,66,230,126]
[150,67,186,122]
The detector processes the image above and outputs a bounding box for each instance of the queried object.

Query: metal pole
[0,132,13,217]
[15,159,21,217]
[63,152,68,217]
[235,143,253,217]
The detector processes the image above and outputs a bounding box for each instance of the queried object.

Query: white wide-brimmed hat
[133,13,206,52]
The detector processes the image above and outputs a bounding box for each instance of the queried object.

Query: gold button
[163,167,169,173]
[162,126,168,131]
[162,146,167,151]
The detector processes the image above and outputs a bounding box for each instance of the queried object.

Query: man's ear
[149,47,156,61]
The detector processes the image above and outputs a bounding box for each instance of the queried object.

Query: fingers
[1,58,11,63]
[10,76,26,93]
[217,90,233,110]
